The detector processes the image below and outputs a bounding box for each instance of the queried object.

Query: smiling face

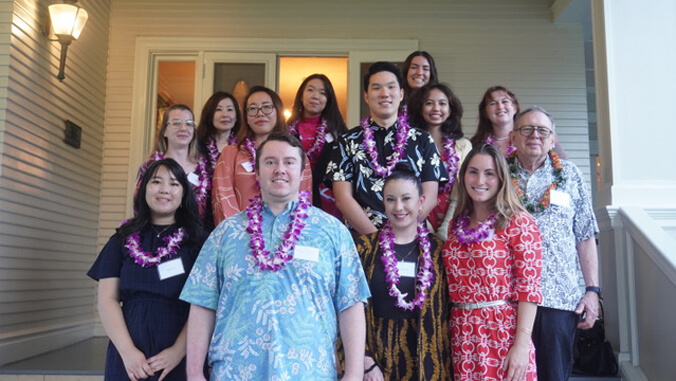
[422,88,450,129]
[246,91,277,139]
[145,165,184,224]
[213,97,237,133]
[364,70,404,125]
[407,55,431,90]
[511,110,557,163]
[485,90,517,129]
[463,153,500,209]
[163,108,195,149]
[383,178,423,232]
[301,78,328,118]
[257,140,304,204]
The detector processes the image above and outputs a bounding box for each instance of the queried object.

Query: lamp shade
[48,3,88,39]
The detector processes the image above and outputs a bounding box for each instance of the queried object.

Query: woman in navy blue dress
[88,159,205,380]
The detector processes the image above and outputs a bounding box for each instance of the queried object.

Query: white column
[593,0,676,207]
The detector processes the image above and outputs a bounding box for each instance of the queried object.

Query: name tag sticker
[158,258,185,280]
[397,261,416,278]
[325,133,334,143]
[187,172,200,186]
[550,189,571,208]
[241,161,254,173]
[294,245,319,262]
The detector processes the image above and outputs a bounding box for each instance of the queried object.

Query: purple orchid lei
[149,151,210,211]
[440,137,459,194]
[451,212,498,244]
[379,220,434,310]
[288,118,328,162]
[485,135,516,156]
[243,137,260,191]
[246,191,311,271]
[207,134,239,167]
[360,114,410,178]
[125,227,186,267]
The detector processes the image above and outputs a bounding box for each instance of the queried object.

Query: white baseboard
[0,321,96,366]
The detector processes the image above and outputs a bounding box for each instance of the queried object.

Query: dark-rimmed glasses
[245,105,275,117]
[515,125,553,138]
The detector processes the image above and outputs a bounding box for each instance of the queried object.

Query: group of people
[88,50,600,381]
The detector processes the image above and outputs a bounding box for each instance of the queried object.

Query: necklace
[288,117,328,162]
[151,224,172,238]
[246,191,311,271]
[205,137,220,169]
[149,152,211,213]
[379,221,434,310]
[360,114,410,178]
[125,226,186,267]
[509,150,566,213]
[440,137,459,193]
[451,212,497,244]
[485,135,516,156]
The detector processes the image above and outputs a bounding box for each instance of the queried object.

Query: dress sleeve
[508,213,543,304]
[211,146,241,226]
[87,234,124,281]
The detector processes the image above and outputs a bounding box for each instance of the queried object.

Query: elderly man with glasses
[508,106,600,381]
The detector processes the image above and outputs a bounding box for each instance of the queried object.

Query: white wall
[0,0,110,365]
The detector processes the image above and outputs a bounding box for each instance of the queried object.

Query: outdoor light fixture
[44,1,88,81]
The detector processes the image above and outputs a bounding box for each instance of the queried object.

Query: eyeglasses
[245,104,275,117]
[167,119,196,129]
[515,125,553,138]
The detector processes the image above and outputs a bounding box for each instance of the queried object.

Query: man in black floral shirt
[508,106,600,381]
[325,62,447,236]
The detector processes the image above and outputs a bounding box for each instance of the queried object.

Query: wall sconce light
[43,1,89,82]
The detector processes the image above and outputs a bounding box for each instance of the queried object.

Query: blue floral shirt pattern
[510,155,599,311]
[325,120,448,228]
[180,201,370,380]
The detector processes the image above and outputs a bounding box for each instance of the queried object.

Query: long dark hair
[237,86,287,147]
[119,159,202,244]
[409,83,464,140]
[402,51,439,102]
[470,86,520,147]
[197,91,241,146]
[287,74,347,139]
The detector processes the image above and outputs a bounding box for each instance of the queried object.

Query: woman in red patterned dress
[443,143,543,380]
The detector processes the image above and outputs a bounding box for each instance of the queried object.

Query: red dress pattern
[442,213,543,380]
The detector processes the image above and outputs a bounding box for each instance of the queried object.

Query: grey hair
[515,105,556,132]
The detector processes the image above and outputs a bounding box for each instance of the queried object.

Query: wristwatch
[585,286,602,299]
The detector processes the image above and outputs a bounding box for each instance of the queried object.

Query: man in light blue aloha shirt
[509,106,600,381]
[181,132,370,381]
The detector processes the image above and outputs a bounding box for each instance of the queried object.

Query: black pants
[532,306,579,381]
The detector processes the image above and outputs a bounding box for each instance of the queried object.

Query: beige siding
[100,1,591,249]
[0,0,110,365]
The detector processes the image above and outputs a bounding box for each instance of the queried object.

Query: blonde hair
[453,144,526,231]
[154,104,200,162]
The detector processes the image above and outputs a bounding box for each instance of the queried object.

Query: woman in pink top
[211,86,312,225]
[287,74,347,218]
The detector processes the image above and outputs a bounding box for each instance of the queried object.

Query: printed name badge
[241,161,254,173]
[294,245,319,262]
[158,257,185,280]
[550,189,571,208]
[325,133,334,143]
[187,172,200,186]
[397,261,416,278]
